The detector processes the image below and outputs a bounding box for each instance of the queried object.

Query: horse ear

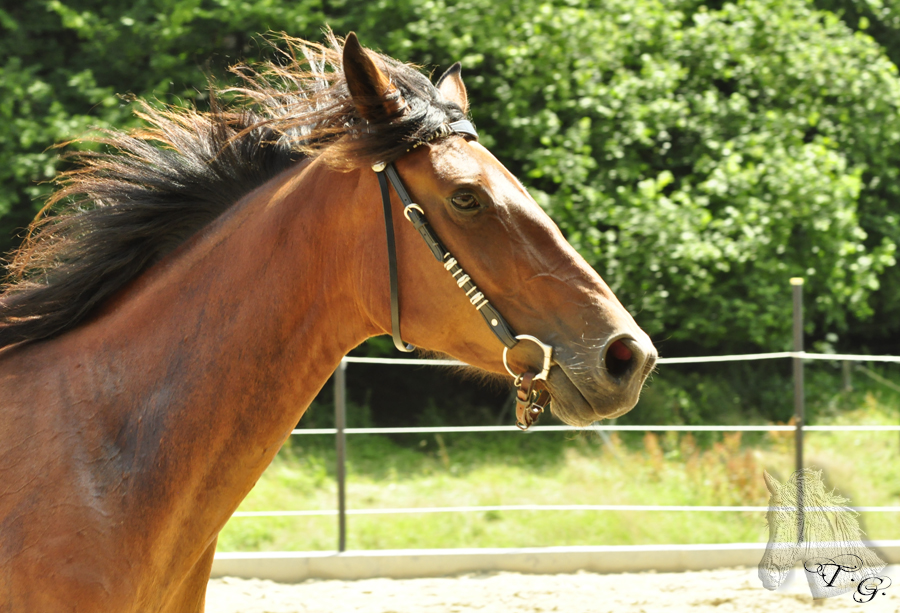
[763,471,781,494]
[342,32,407,121]
[436,62,469,114]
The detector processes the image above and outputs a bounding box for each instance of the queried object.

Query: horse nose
[601,334,657,383]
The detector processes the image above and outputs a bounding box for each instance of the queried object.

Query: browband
[446,119,478,139]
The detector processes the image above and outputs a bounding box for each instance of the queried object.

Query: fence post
[842,360,853,392]
[790,278,805,538]
[791,277,804,474]
[335,359,347,553]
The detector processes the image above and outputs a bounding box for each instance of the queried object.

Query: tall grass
[217,371,900,552]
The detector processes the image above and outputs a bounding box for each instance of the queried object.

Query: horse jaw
[758,542,794,591]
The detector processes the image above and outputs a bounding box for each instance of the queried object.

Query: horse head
[758,469,886,598]
[759,471,800,590]
[340,33,657,426]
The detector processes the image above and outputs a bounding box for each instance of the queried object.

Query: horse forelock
[0,32,464,349]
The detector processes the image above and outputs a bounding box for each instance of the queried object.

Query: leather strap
[375,119,553,427]
[376,119,519,352]
[385,165,444,261]
[378,170,414,352]
[378,161,519,349]
[447,119,477,139]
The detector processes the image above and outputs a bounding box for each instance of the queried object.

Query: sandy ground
[206,565,899,612]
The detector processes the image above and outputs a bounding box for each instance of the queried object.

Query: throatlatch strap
[377,170,414,353]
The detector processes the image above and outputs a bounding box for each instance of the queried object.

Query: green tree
[349,0,900,351]
[0,0,326,251]
[810,0,900,348]
[3,0,900,353]
[814,0,900,67]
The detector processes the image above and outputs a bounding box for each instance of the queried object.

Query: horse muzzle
[544,332,657,427]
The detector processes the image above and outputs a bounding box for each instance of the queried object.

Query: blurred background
[3,0,899,551]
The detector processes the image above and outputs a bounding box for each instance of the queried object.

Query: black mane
[0,34,464,349]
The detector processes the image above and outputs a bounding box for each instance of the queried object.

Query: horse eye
[450,194,479,210]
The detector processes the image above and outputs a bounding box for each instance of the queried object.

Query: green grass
[217,391,900,552]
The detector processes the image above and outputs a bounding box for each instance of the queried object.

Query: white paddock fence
[212,283,900,580]
[211,349,900,581]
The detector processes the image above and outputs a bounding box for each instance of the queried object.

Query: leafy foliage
[348,0,900,351]
[815,0,900,67]
[3,0,900,354]
[0,0,325,248]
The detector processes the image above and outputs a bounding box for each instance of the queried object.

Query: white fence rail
[230,281,900,553]
[233,350,900,547]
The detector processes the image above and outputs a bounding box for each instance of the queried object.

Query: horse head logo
[758,468,888,600]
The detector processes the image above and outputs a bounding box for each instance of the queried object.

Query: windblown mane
[0,33,465,349]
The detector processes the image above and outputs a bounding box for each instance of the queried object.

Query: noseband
[373,119,551,430]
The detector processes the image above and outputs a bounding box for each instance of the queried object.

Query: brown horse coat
[0,34,655,611]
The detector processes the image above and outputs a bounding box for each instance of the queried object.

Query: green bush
[354,0,900,350]
[4,0,900,354]
[0,0,326,248]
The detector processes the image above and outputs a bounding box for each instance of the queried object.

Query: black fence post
[791,277,804,474]
[335,359,347,553]
[791,277,805,538]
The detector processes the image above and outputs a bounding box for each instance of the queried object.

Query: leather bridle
[373,119,552,430]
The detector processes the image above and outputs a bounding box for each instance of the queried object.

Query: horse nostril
[609,339,633,361]
[604,338,636,379]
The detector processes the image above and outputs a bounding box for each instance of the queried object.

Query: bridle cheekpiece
[373,119,552,430]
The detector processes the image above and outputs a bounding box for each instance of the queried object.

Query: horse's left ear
[342,32,407,121]
[436,62,469,114]
[763,471,781,494]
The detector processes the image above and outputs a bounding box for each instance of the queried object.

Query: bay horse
[759,469,887,600]
[0,33,656,612]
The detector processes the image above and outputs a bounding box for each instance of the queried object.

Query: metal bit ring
[503,335,553,381]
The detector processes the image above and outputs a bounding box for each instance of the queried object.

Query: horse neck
[73,158,381,548]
